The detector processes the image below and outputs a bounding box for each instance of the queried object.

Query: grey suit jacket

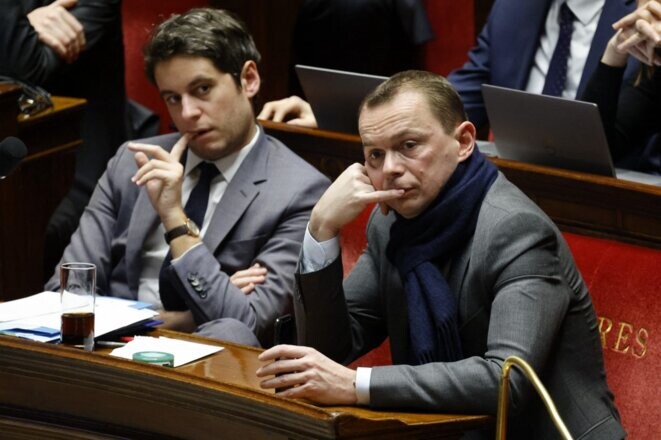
[295,174,624,439]
[46,128,330,346]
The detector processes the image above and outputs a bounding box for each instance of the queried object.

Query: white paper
[0,291,62,322]
[0,291,157,342]
[110,335,223,367]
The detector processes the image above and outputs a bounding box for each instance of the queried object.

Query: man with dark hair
[257,70,624,439]
[45,8,330,347]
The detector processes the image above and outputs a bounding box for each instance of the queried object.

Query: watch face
[186,218,200,236]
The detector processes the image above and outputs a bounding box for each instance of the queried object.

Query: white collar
[183,125,260,184]
[564,0,605,26]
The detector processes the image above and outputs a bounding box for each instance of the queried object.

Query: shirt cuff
[170,242,204,263]
[355,367,371,405]
[300,224,340,273]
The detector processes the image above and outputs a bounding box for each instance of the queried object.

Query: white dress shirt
[137,127,259,306]
[525,0,606,98]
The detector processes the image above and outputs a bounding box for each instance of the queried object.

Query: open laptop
[481,84,661,186]
[295,64,387,134]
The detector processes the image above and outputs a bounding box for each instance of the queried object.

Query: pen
[96,340,127,347]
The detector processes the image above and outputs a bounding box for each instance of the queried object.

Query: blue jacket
[449,0,636,129]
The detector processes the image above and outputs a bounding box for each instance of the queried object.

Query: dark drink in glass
[61,312,95,349]
[59,262,96,351]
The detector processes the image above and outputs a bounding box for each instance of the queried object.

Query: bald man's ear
[455,121,476,162]
[240,60,260,98]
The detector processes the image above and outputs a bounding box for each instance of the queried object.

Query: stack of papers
[0,291,158,342]
[110,335,223,367]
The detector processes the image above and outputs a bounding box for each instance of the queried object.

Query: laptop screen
[482,84,616,177]
[295,65,387,134]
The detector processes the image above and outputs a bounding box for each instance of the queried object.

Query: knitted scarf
[386,150,498,364]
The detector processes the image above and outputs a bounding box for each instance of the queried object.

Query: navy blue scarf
[386,150,498,365]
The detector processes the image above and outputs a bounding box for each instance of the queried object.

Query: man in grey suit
[45,9,329,347]
[257,71,624,439]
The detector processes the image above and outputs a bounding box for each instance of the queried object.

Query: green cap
[132,351,174,367]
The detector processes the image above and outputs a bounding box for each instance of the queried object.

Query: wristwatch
[164,218,200,244]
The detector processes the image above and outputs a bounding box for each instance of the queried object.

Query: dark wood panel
[0,94,85,301]
[0,332,491,439]
[261,120,661,248]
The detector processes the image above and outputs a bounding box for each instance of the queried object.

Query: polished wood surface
[0,332,491,439]
[261,120,661,248]
[0,88,85,301]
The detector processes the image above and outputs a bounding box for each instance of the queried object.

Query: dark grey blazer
[46,128,330,346]
[296,174,624,439]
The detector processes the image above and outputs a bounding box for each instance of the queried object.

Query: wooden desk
[0,332,491,439]
[261,120,661,248]
[0,84,85,301]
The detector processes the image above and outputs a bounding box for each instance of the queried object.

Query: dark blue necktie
[159,162,220,310]
[542,3,575,96]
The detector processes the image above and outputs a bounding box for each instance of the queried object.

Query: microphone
[0,136,28,179]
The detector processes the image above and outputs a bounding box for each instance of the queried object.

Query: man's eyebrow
[362,127,425,145]
[159,76,214,97]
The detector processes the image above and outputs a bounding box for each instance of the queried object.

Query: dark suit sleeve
[172,162,331,347]
[447,14,494,130]
[0,0,61,82]
[0,0,121,83]
[581,61,661,163]
[44,143,134,294]
[369,212,572,414]
[295,208,390,365]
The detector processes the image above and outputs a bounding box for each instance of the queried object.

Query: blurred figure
[259,0,637,137]
[259,0,432,124]
[581,0,660,174]
[0,0,131,277]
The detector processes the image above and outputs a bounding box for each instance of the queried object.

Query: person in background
[256,70,624,439]
[581,0,660,174]
[258,0,432,125]
[258,0,636,136]
[0,0,133,275]
[44,8,330,347]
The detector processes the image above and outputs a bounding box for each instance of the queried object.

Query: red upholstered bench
[563,232,660,439]
[340,210,660,439]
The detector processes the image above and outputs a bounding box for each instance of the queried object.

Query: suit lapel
[125,189,160,295]
[203,131,269,252]
[578,0,635,96]
[510,0,554,89]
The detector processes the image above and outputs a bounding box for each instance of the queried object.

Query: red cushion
[564,232,661,440]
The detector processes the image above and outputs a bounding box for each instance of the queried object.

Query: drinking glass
[60,262,96,351]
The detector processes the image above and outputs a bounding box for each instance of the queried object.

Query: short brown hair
[360,70,467,134]
[143,8,261,87]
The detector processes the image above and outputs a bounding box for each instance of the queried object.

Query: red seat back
[563,232,661,439]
